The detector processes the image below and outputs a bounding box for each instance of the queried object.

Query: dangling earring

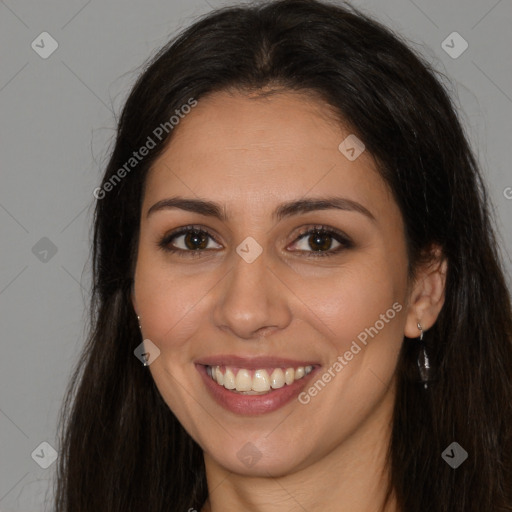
[136,315,150,367]
[416,322,432,389]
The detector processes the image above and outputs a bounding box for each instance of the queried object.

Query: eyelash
[157,224,353,259]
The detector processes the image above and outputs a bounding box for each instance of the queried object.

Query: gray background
[0,0,511,510]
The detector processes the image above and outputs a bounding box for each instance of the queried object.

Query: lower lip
[196,364,318,415]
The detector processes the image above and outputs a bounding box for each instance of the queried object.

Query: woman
[54,0,512,510]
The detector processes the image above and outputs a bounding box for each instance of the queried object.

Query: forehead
[143,90,397,224]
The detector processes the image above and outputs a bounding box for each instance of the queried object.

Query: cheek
[134,250,216,353]
[301,260,406,413]
[312,263,403,348]
[133,254,213,434]
[294,267,404,431]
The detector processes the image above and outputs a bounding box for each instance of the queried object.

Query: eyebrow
[146,195,376,223]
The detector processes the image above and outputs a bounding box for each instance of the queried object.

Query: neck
[201,385,398,512]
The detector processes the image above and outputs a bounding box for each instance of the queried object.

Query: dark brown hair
[54,0,512,510]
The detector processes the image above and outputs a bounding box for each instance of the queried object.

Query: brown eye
[158,226,221,256]
[289,225,353,258]
[180,230,210,250]
[300,231,339,252]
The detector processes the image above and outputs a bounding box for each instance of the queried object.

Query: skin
[132,89,447,512]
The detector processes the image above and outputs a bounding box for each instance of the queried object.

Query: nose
[212,245,292,341]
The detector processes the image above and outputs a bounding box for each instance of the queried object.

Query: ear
[404,244,447,338]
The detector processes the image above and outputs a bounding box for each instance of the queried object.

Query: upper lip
[195,355,319,369]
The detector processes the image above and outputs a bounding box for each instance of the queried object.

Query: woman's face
[132,90,415,476]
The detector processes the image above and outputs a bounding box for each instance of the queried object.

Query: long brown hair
[54,1,512,510]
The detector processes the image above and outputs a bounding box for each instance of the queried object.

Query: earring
[416,322,432,389]
[137,315,142,331]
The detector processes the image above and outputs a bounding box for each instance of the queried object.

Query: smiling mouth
[205,365,314,395]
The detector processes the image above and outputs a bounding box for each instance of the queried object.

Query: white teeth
[207,364,314,393]
[285,368,295,385]
[270,368,285,389]
[215,367,224,386]
[252,369,270,392]
[223,368,236,389]
[235,369,252,392]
